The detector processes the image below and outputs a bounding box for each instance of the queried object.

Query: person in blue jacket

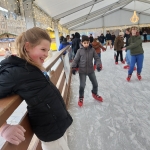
[58,38,71,55]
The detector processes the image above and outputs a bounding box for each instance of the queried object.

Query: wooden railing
[0,46,72,150]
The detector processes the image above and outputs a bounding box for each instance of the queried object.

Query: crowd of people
[0,26,145,149]
[58,26,144,107]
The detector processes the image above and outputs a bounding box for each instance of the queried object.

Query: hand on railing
[0,123,26,145]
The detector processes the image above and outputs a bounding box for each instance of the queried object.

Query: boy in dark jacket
[72,32,81,57]
[105,31,112,50]
[72,35,103,107]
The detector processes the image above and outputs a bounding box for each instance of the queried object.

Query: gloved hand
[0,124,26,145]
[102,48,106,51]
[72,68,76,75]
[97,66,102,72]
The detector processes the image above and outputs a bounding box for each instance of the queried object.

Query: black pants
[144,37,147,42]
[79,72,98,97]
[116,50,123,62]
[112,40,115,46]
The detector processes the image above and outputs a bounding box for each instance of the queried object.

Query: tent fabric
[34,0,150,30]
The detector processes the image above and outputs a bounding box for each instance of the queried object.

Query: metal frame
[122,8,150,16]
[53,0,104,20]
[69,8,121,30]
[63,0,133,28]
[136,0,150,4]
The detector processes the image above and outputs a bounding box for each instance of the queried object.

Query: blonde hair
[16,27,51,70]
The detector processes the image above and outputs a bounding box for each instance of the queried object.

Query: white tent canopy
[34,0,150,31]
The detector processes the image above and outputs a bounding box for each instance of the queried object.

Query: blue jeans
[126,50,131,65]
[128,54,144,75]
[94,53,101,65]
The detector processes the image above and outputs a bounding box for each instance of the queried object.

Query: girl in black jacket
[0,27,72,150]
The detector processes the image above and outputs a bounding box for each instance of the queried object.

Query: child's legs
[126,50,131,65]
[106,40,109,48]
[94,53,101,65]
[88,72,98,94]
[136,54,144,74]
[128,55,136,75]
[116,51,119,62]
[79,73,86,97]
[98,53,101,58]
[109,40,112,48]
[112,40,114,46]
[41,134,70,150]
[120,50,123,61]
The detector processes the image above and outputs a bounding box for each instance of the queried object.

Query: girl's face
[26,40,50,66]
[131,28,137,36]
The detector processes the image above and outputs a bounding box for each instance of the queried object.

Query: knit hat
[81,35,89,42]
[119,32,124,36]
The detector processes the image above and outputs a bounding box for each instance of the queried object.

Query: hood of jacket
[80,44,92,49]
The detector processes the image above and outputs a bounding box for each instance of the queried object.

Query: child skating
[122,26,144,81]
[72,35,103,107]
[114,32,125,64]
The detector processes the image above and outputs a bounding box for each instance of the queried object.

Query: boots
[78,97,84,107]
[123,65,129,69]
[115,62,118,65]
[127,74,132,82]
[92,92,103,102]
[121,61,125,64]
[137,73,142,80]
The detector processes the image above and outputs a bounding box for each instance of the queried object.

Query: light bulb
[130,11,139,23]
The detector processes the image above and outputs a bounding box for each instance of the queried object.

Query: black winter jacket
[72,38,81,55]
[105,33,112,40]
[0,56,73,142]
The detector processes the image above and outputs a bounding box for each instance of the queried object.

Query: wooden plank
[50,61,63,85]
[56,70,65,94]
[44,46,70,71]
[36,141,42,150]
[1,112,34,150]
[0,95,22,127]
[27,135,41,150]
[66,71,72,109]
[62,80,67,100]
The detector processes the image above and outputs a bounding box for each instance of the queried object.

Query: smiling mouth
[40,58,44,63]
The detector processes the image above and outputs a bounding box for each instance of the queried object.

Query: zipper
[86,49,88,74]
[46,104,57,120]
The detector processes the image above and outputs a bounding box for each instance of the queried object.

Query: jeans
[128,54,144,75]
[126,50,131,65]
[112,40,114,46]
[94,53,101,65]
[79,72,98,97]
